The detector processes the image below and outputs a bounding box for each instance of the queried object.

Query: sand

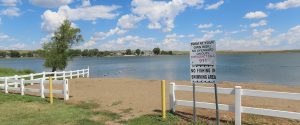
[63,78,300,124]
[19,78,300,124]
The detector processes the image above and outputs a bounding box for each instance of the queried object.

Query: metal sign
[190,40,216,84]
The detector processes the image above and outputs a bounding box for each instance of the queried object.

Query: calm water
[0,54,300,86]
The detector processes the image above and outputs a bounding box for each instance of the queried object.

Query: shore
[55,78,300,124]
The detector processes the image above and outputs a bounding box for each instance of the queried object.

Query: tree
[141,51,145,55]
[153,47,160,55]
[89,49,99,56]
[0,51,7,58]
[43,20,83,72]
[26,51,34,57]
[168,51,173,55]
[135,49,141,56]
[125,49,132,55]
[9,50,21,58]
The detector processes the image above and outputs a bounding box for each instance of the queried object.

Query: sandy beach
[47,77,300,124]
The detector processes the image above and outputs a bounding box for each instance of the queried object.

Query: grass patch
[0,93,104,125]
[0,68,34,77]
[120,108,133,114]
[124,112,181,125]
[111,100,122,106]
[94,110,121,121]
[76,101,100,109]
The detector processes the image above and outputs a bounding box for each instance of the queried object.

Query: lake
[0,53,300,86]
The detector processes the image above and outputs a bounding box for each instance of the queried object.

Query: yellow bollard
[161,80,166,119]
[49,76,53,104]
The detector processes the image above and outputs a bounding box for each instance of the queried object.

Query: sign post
[190,40,218,125]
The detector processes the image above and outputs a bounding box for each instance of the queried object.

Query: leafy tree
[68,49,82,57]
[168,51,173,55]
[153,47,160,55]
[9,50,21,58]
[26,51,34,57]
[135,49,141,56]
[89,49,99,56]
[0,51,7,58]
[125,49,132,55]
[43,20,83,72]
[141,51,145,55]
[34,49,45,57]
[81,49,89,56]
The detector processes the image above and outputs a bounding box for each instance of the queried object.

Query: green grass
[0,93,108,125]
[124,112,181,125]
[110,100,122,106]
[0,68,34,77]
[120,108,133,114]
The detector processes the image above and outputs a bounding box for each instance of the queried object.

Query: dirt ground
[62,78,300,124]
[21,78,300,124]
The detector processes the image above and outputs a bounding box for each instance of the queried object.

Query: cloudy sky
[0,0,300,51]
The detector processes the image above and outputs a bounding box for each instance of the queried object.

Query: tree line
[0,48,173,58]
[0,51,34,58]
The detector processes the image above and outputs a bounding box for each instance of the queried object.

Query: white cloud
[41,10,67,32]
[244,11,268,19]
[216,26,300,50]
[41,5,120,32]
[98,35,157,50]
[85,27,126,47]
[250,20,267,28]
[131,0,204,32]
[9,43,26,50]
[161,33,194,50]
[0,33,11,41]
[81,0,91,7]
[224,29,247,36]
[205,0,224,10]
[199,30,222,40]
[0,0,19,6]
[0,7,20,16]
[85,14,143,45]
[198,23,213,29]
[267,0,300,10]
[57,5,120,21]
[252,28,277,46]
[278,25,300,44]
[29,0,73,8]
[117,14,144,30]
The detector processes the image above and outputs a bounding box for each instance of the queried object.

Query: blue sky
[0,0,300,51]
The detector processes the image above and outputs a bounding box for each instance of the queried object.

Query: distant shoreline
[1,50,300,59]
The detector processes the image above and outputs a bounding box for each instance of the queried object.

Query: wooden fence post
[54,71,57,80]
[235,86,242,125]
[169,82,176,112]
[63,79,69,101]
[14,75,18,88]
[63,71,65,80]
[40,79,45,98]
[20,79,24,95]
[82,69,85,77]
[30,73,34,85]
[4,77,8,94]
[77,70,79,78]
[42,72,46,79]
[87,67,90,78]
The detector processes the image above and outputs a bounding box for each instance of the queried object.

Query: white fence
[0,68,89,100]
[169,82,300,125]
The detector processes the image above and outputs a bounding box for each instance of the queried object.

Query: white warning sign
[190,40,216,84]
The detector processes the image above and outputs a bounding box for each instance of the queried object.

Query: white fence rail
[169,82,300,125]
[0,67,89,101]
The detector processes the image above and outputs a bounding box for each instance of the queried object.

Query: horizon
[0,0,300,51]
